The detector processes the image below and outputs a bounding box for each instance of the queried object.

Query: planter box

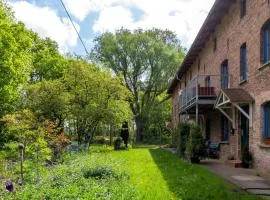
[263,138,270,145]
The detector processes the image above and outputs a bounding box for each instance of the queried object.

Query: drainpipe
[196,76,199,124]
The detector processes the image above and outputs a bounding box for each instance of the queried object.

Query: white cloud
[9,1,79,53]
[63,0,111,21]
[66,0,215,48]
[93,6,135,33]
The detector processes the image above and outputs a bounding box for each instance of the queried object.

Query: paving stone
[247,189,270,196]
[237,181,270,190]
[232,175,264,181]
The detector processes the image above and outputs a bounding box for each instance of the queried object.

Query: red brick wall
[171,0,270,169]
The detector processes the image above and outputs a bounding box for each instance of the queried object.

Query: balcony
[179,75,222,114]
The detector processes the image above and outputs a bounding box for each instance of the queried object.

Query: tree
[25,80,69,128]
[0,2,33,118]
[63,59,132,143]
[1,109,51,164]
[30,35,67,82]
[92,28,185,141]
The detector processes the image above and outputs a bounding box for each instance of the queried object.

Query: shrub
[185,124,206,162]
[114,137,123,150]
[82,166,128,180]
[176,122,190,158]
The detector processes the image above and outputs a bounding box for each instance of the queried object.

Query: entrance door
[205,119,211,141]
[221,60,229,89]
[240,106,249,153]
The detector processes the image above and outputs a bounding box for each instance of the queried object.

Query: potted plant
[185,124,206,164]
[114,137,123,150]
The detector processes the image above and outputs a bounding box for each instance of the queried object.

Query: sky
[8,0,215,56]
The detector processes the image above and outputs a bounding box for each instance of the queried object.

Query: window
[240,43,247,81]
[221,60,229,89]
[205,76,211,87]
[198,59,201,71]
[221,116,229,141]
[262,20,270,64]
[240,0,246,18]
[263,103,270,138]
[213,37,217,52]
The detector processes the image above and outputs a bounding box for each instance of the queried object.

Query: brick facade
[171,0,270,170]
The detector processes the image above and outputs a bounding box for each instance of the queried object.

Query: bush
[114,137,123,150]
[185,124,206,163]
[176,122,190,158]
[82,166,128,180]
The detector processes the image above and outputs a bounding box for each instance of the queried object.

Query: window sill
[259,143,270,149]
[239,79,247,85]
[220,141,229,145]
[258,61,270,71]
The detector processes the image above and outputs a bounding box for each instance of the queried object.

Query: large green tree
[92,28,185,141]
[30,35,67,82]
[0,2,33,117]
[63,59,131,143]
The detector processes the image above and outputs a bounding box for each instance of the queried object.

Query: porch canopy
[215,88,254,128]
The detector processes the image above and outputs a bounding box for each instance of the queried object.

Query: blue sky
[8,0,215,56]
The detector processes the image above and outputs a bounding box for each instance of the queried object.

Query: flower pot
[190,157,200,164]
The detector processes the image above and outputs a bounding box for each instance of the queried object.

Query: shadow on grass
[149,148,259,200]
[132,144,158,149]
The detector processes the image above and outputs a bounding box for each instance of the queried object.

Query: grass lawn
[1,145,262,200]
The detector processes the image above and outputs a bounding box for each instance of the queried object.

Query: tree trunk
[135,117,145,142]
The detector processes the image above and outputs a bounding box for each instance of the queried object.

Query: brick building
[168,0,270,169]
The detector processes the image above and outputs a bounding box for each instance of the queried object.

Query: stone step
[224,160,242,168]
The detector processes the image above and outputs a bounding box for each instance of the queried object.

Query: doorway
[240,106,249,154]
[205,119,211,141]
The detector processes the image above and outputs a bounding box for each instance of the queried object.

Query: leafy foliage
[64,59,132,143]
[0,146,260,200]
[30,35,67,82]
[26,80,69,127]
[185,124,206,160]
[0,2,33,117]
[176,122,190,157]
[43,120,70,162]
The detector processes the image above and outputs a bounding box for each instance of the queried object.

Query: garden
[1,144,261,200]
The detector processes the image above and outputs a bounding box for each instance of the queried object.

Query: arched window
[263,102,270,138]
[261,19,270,64]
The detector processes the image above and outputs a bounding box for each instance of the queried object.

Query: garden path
[201,160,270,198]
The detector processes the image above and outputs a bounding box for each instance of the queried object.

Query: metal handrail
[179,74,227,112]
